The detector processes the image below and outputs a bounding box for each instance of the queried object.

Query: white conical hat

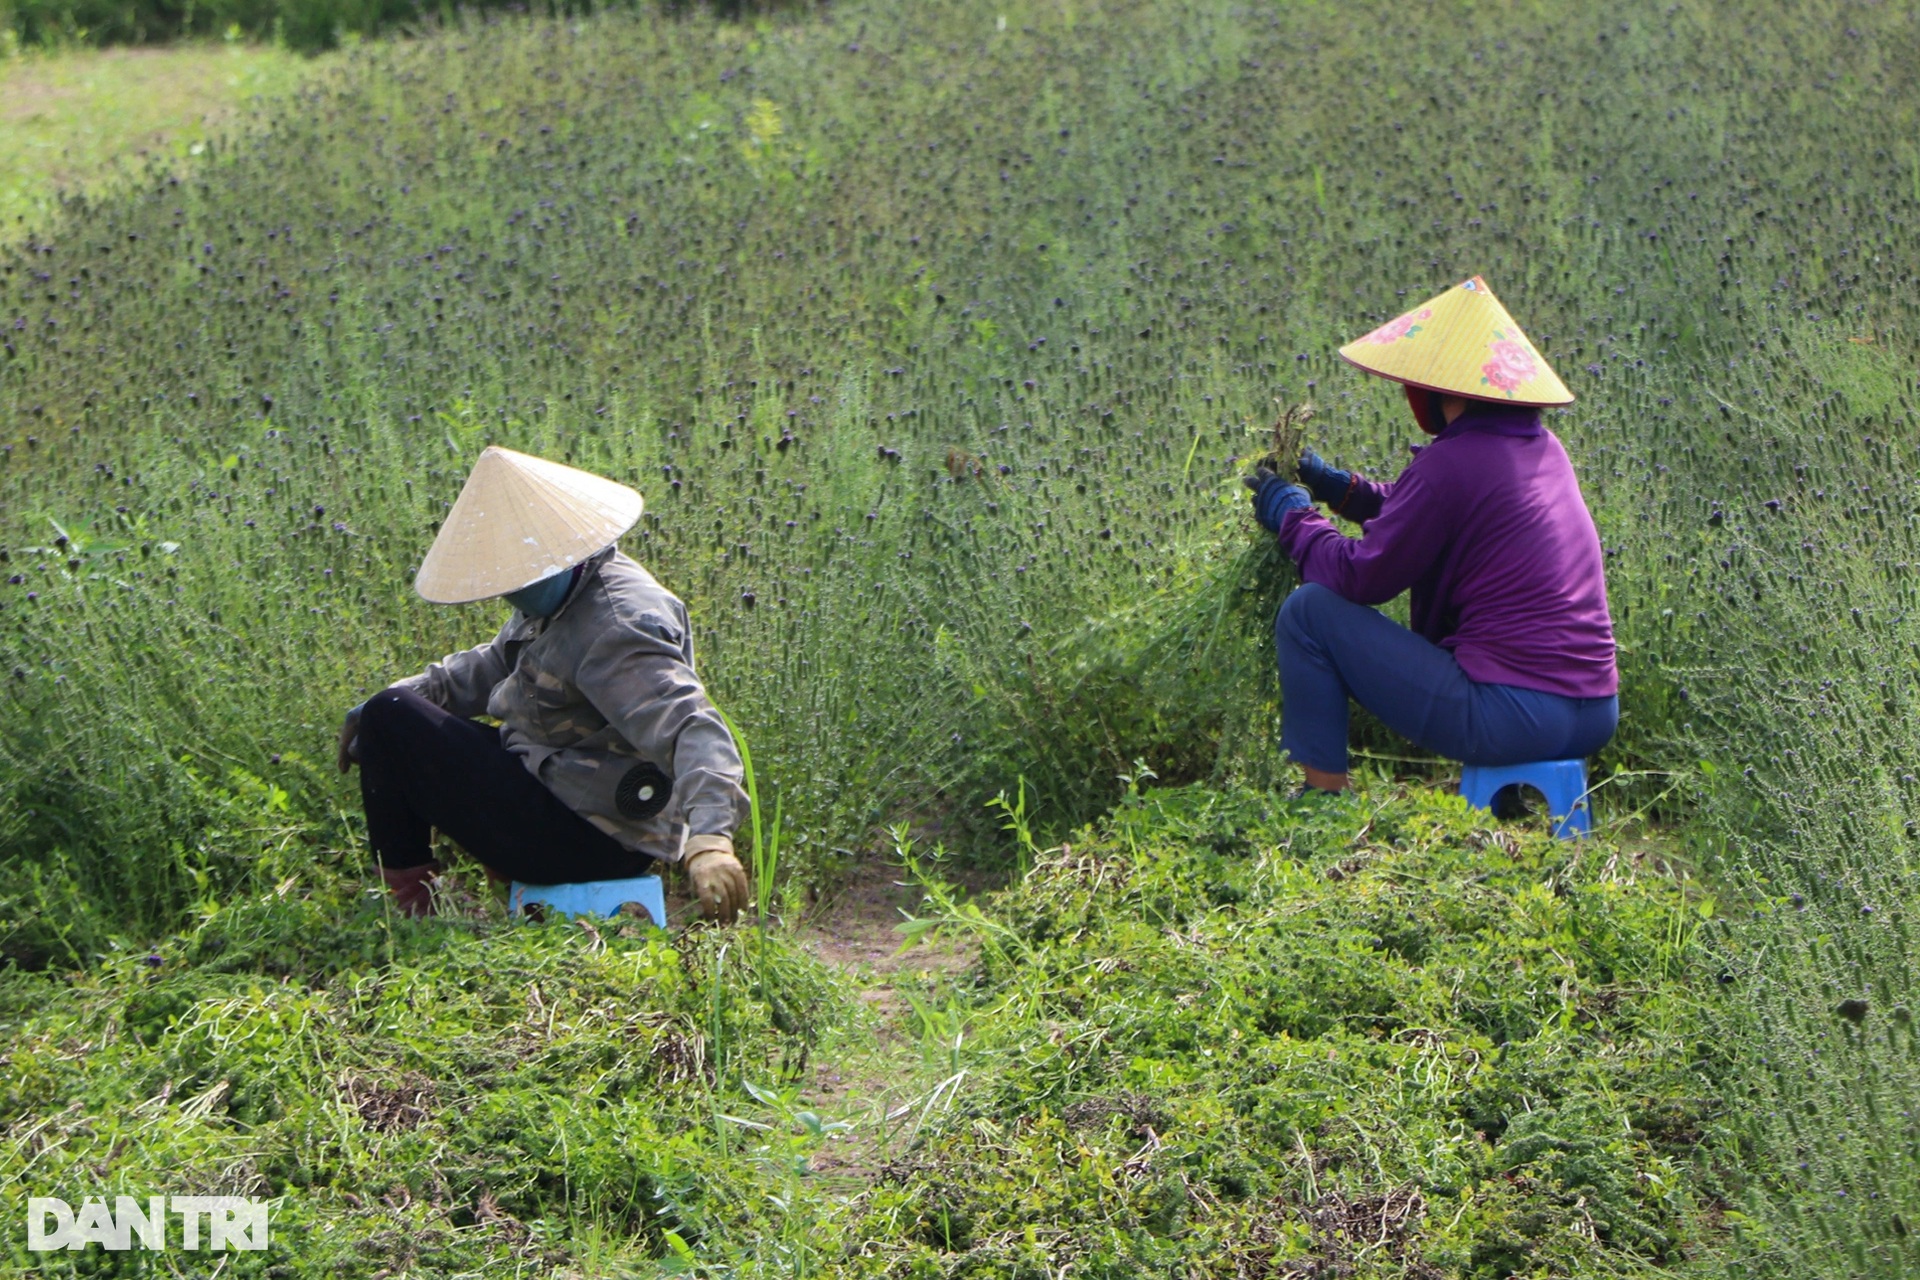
[414,446,644,604]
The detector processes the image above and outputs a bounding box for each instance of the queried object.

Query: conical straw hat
[415,446,644,604]
[1337,275,1573,407]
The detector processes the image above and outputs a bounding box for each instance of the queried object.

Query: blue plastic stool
[510,875,668,928]
[1458,759,1593,838]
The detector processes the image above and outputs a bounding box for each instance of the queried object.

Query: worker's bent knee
[1276,582,1341,648]
[358,686,434,747]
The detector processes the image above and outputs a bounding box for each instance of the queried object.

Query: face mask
[503,568,574,618]
[1405,384,1448,436]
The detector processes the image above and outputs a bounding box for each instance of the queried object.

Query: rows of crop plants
[1,0,1918,1272]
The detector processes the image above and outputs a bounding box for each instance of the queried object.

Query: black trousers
[358,687,652,883]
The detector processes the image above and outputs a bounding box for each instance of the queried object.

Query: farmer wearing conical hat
[1244,277,1619,794]
[336,447,751,921]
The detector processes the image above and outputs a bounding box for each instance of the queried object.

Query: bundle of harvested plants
[1037,403,1317,782]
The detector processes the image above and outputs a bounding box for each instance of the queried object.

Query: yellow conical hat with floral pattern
[1337,276,1572,407]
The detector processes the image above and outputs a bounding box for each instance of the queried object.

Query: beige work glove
[685,834,750,924]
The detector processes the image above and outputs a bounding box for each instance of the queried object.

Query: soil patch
[793,853,995,977]
[788,854,1002,1182]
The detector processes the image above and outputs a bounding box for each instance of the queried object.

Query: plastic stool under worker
[1458,759,1592,839]
[510,875,668,927]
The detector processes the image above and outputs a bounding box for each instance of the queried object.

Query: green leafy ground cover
[4,784,1721,1275]
[1,42,325,243]
[1,0,1918,1272]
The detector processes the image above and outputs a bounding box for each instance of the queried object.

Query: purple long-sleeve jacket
[1277,403,1618,698]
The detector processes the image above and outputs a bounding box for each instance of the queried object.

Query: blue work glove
[1296,450,1355,508]
[1243,466,1313,534]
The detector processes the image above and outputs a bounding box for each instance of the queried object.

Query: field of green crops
[2,0,1918,1274]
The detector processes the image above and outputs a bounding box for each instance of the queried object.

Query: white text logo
[27,1197,270,1251]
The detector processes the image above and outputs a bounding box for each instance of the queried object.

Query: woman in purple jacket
[1244,277,1619,794]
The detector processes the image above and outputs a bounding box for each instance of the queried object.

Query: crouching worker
[336,446,751,921]
[1244,276,1619,794]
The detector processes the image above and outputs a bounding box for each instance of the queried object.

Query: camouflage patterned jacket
[393,547,746,862]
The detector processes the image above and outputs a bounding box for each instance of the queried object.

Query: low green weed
[861,782,1720,1276]
[0,870,853,1275]
[1,781,1719,1275]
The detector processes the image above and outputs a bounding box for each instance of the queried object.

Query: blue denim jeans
[1275,584,1619,773]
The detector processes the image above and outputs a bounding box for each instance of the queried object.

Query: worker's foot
[1286,784,1346,803]
[379,861,442,917]
[1301,766,1350,793]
